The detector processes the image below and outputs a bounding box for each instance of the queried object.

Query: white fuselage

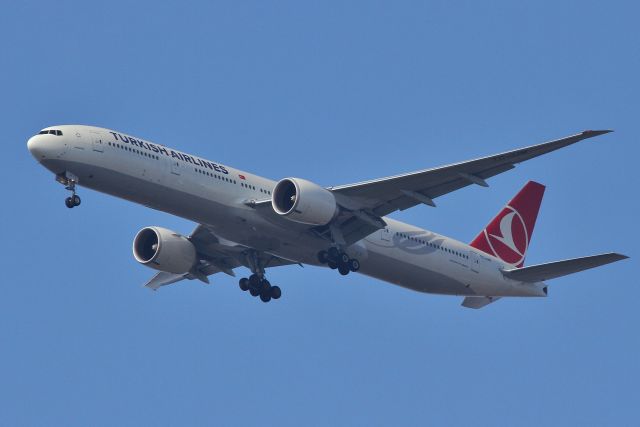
[27,125,547,298]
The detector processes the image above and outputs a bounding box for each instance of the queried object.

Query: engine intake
[272,178,338,226]
[133,226,197,274]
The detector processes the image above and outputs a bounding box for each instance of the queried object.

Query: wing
[330,130,611,217]
[330,130,613,244]
[251,130,612,246]
[501,253,628,283]
[143,224,297,290]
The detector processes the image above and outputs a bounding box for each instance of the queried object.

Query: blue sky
[2,1,638,425]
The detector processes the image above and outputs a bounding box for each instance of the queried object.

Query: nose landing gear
[57,171,81,209]
[318,247,360,276]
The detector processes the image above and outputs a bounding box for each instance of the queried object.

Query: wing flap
[461,296,501,309]
[502,253,628,282]
[144,271,189,290]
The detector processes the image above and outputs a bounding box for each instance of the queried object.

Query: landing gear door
[91,132,104,152]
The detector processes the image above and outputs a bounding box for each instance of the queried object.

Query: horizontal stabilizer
[502,253,628,282]
[461,296,501,309]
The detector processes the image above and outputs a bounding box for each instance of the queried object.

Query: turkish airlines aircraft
[27,126,627,308]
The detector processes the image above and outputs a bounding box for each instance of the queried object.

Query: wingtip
[604,252,629,262]
[582,129,614,136]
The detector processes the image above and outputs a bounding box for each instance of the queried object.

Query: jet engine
[272,178,338,226]
[133,226,197,274]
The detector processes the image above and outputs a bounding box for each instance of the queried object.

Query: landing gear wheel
[260,279,271,292]
[348,258,360,272]
[239,278,249,291]
[338,264,350,276]
[270,286,282,299]
[339,253,350,264]
[249,288,260,297]
[260,292,272,303]
[59,172,81,209]
[328,260,338,270]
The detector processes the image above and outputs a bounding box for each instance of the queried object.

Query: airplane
[27,126,628,309]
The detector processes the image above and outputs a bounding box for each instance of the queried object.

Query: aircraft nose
[27,135,46,160]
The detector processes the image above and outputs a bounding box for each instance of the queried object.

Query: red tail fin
[469,181,545,268]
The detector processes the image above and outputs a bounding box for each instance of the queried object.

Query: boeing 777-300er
[27,126,627,308]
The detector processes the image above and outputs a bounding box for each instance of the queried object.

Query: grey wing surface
[330,130,611,217]
[251,130,612,246]
[325,130,612,245]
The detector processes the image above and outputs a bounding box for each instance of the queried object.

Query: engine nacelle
[133,226,197,274]
[272,178,338,226]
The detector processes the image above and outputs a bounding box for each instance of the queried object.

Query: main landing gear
[238,250,282,303]
[238,274,282,303]
[317,247,360,276]
[57,171,81,209]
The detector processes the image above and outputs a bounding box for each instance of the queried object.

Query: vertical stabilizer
[469,181,545,268]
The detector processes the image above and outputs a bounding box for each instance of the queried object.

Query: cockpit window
[38,129,63,136]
